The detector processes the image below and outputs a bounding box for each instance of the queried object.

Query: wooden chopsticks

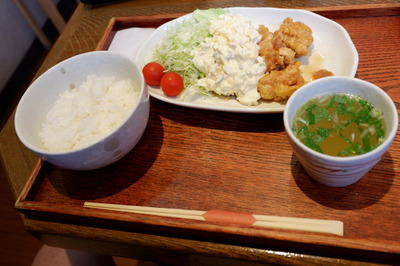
[84,202,343,236]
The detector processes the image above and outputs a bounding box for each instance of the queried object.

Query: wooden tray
[15,4,400,262]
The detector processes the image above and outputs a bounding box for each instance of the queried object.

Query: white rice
[40,75,140,152]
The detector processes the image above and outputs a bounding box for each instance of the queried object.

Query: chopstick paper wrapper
[84,202,343,236]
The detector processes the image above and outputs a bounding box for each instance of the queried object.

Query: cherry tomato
[142,62,165,86]
[160,72,184,97]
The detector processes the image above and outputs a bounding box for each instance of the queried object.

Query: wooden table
[2,1,400,265]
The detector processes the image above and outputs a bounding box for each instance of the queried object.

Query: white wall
[0,0,59,93]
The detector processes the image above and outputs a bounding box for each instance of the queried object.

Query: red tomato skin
[142,62,165,86]
[160,72,184,97]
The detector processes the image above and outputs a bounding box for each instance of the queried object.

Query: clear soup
[292,93,385,156]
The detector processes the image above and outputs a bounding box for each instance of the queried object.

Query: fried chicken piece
[312,69,334,80]
[275,18,313,57]
[257,18,314,102]
[258,25,283,72]
[257,61,305,102]
[258,25,295,71]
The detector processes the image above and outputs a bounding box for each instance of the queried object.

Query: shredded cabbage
[153,8,227,99]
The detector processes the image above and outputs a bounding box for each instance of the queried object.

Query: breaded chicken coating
[258,25,297,72]
[258,25,285,72]
[275,18,314,57]
[278,47,296,67]
[257,61,305,102]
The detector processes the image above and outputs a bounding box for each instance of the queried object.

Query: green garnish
[293,93,385,156]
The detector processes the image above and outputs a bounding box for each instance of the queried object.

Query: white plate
[135,7,359,113]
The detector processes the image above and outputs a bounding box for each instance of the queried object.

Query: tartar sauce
[192,13,267,106]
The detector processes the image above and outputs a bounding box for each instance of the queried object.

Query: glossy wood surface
[2,1,400,265]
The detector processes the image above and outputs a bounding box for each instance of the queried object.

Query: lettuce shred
[153,8,227,98]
